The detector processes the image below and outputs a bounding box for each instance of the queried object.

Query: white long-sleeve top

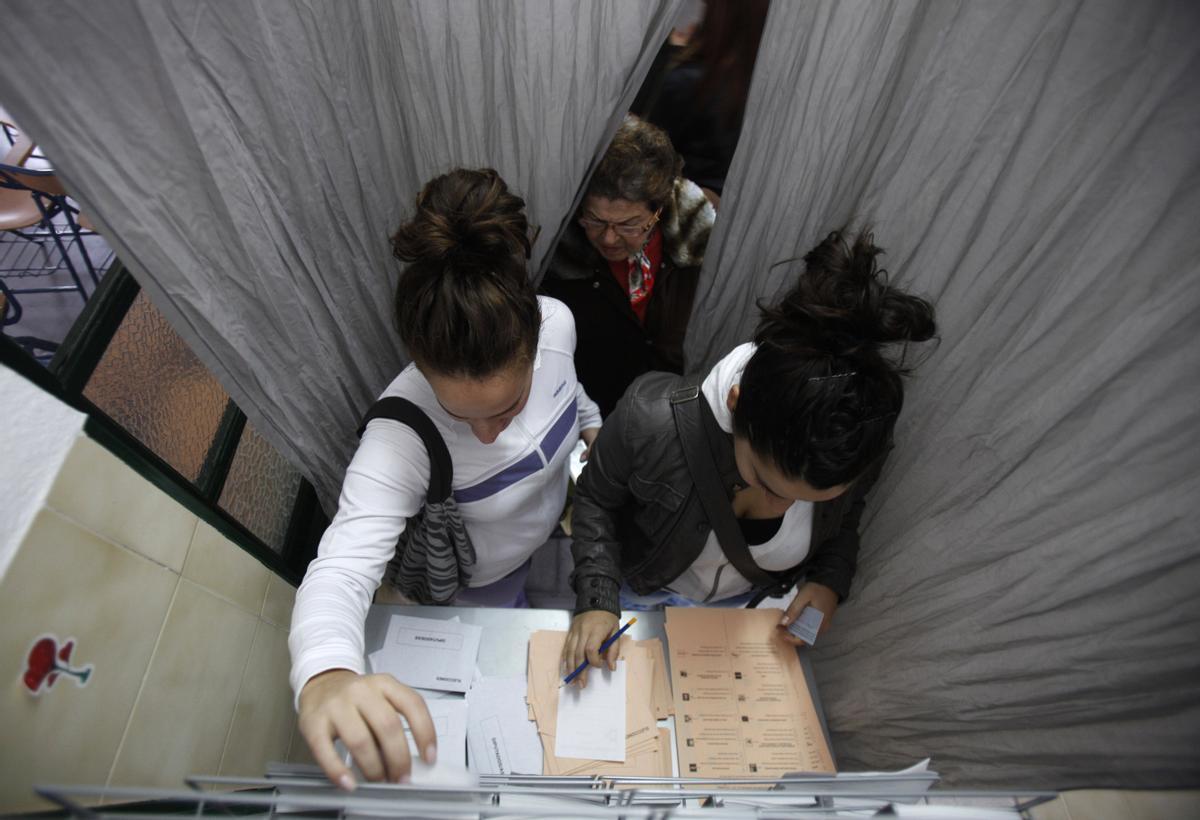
[667,343,814,602]
[289,297,601,700]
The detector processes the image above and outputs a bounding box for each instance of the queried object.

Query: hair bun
[875,286,936,344]
[390,168,541,378]
[763,228,935,351]
[391,168,531,267]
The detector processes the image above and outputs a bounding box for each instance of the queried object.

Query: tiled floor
[0,430,303,812]
[1032,789,1200,819]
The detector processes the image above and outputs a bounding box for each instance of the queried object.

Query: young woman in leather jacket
[561,228,937,685]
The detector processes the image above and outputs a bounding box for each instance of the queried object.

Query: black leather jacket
[570,371,882,616]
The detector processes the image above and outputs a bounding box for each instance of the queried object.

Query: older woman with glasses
[542,115,716,417]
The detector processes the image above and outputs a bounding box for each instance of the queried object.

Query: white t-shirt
[289,296,601,699]
[668,343,814,602]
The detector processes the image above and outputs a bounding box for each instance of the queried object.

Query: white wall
[0,367,85,581]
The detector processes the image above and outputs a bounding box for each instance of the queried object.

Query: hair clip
[808,371,857,383]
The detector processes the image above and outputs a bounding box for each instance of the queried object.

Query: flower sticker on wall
[23,634,93,696]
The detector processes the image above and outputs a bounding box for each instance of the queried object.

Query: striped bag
[357,397,476,604]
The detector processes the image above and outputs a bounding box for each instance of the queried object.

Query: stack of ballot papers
[365,614,483,769]
[665,607,835,780]
[525,630,673,777]
[465,675,543,775]
[368,614,482,694]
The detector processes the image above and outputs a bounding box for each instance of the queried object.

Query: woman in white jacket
[290,168,600,788]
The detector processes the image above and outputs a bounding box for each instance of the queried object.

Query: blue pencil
[560,617,638,687]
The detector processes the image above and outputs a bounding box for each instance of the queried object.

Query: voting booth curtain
[0,0,683,506]
[3,0,1199,789]
[686,0,1200,787]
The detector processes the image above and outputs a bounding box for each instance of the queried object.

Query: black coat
[540,178,715,417]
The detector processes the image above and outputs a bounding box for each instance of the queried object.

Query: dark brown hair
[733,228,937,487]
[391,168,539,378]
[586,115,682,210]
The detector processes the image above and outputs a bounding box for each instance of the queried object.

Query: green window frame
[1,261,326,583]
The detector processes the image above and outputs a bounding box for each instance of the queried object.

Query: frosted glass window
[218,422,302,552]
[83,291,229,482]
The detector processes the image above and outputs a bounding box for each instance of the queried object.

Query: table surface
[364,604,835,767]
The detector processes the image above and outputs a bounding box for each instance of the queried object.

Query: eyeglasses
[577,208,662,238]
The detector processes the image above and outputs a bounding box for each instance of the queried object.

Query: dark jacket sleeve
[567,395,640,617]
[801,456,885,602]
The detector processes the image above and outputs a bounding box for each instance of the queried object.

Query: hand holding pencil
[561,612,636,688]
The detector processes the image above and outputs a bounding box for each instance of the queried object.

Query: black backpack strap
[357,397,452,503]
[669,380,783,592]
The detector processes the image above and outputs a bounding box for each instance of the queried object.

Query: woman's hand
[579,426,601,461]
[298,669,437,789]
[777,582,839,646]
[561,610,619,687]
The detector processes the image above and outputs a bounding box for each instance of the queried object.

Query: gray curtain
[0,0,682,507]
[689,0,1200,787]
[5,0,1198,789]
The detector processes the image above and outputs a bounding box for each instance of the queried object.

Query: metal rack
[34,769,1058,818]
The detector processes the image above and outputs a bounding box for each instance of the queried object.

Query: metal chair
[0,277,59,363]
[0,119,102,305]
[0,165,102,304]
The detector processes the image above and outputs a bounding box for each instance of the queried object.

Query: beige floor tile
[1029,795,1073,820]
[980,788,1200,820]
[1130,790,1200,819]
[218,621,295,777]
[110,579,258,788]
[0,511,177,814]
[261,572,296,629]
[46,436,197,572]
[288,720,319,766]
[1079,789,1200,820]
[183,520,270,614]
[1059,789,1137,819]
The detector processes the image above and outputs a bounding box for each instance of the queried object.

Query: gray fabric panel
[0,0,681,507]
[689,0,1200,786]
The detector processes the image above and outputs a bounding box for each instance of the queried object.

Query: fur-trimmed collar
[547,178,715,281]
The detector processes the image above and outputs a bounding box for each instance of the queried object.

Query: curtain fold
[688,0,1200,787]
[0,0,682,507]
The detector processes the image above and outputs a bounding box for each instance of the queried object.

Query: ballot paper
[642,637,674,719]
[466,675,543,775]
[719,759,939,811]
[779,758,936,800]
[367,614,482,693]
[554,661,627,761]
[332,696,468,774]
[786,606,825,645]
[526,630,669,777]
[409,697,468,768]
[666,607,835,780]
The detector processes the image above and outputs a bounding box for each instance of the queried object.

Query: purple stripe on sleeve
[453,451,543,505]
[450,399,578,505]
[540,398,578,461]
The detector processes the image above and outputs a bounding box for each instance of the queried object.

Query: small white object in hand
[786,606,824,645]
